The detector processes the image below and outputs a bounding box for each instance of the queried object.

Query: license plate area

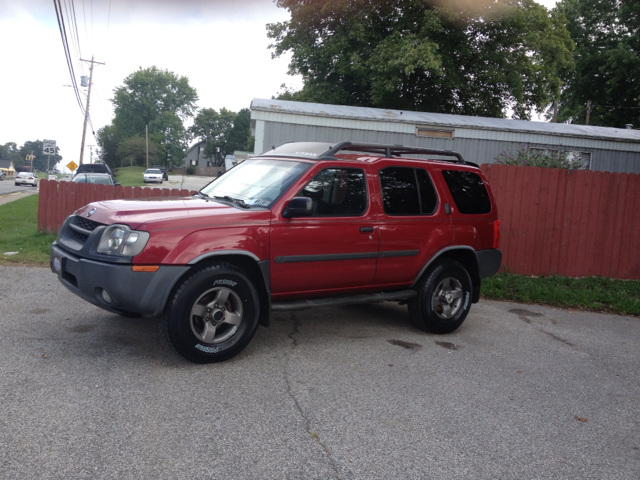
[51,254,64,276]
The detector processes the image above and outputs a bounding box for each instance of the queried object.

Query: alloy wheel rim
[190,287,243,344]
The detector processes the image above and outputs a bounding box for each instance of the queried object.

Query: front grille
[69,216,105,244]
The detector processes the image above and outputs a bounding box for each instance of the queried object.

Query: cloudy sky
[0,0,557,172]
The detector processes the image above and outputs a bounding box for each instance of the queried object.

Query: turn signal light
[132,265,160,272]
[493,219,500,249]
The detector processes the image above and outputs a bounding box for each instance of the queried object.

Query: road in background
[1,266,638,479]
[166,174,212,192]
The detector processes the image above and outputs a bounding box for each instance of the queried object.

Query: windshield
[200,158,311,208]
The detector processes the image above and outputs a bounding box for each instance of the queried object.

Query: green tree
[226,108,254,153]
[18,140,62,172]
[555,0,640,127]
[96,124,121,168]
[189,108,237,166]
[116,136,159,167]
[0,142,22,167]
[268,0,573,119]
[108,66,198,167]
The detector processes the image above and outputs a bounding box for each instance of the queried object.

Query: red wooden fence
[37,180,196,234]
[481,164,640,280]
[37,167,640,280]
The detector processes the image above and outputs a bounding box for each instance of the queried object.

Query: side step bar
[271,289,417,312]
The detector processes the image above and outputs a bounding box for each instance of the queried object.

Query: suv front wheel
[409,259,473,334]
[164,263,260,363]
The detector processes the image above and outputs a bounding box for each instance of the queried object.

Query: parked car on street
[51,141,501,364]
[143,168,163,183]
[15,172,38,187]
[74,163,114,178]
[152,165,169,180]
[73,173,121,186]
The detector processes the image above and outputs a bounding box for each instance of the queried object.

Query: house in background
[0,159,16,177]
[249,98,640,173]
[181,142,253,176]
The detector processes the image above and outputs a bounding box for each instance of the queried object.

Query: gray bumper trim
[475,249,502,278]
[51,243,189,317]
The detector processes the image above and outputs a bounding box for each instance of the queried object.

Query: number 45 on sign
[43,139,56,155]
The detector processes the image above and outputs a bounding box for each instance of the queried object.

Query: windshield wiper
[213,195,250,209]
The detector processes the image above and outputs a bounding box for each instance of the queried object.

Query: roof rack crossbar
[319,141,466,164]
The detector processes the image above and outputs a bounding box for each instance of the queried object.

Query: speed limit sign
[43,139,56,155]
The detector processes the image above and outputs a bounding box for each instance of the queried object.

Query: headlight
[97,225,150,256]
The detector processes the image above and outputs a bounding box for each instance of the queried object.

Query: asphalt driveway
[0,266,638,479]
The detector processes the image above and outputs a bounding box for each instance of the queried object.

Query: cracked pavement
[1,266,639,479]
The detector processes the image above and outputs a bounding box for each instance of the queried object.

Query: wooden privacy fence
[37,180,196,234]
[37,167,640,279]
[480,164,640,280]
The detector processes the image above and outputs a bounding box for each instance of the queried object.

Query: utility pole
[552,100,558,123]
[585,100,592,126]
[146,125,149,168]
[79,56,105,165]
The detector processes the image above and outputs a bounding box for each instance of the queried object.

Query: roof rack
[259,141,468,164]
[322,141,466,164]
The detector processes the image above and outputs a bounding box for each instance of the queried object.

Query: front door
[270,165,378,297]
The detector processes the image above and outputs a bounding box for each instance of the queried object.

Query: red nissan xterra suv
[51,142,501,363]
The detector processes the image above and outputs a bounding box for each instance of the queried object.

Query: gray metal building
[250,98,640,173]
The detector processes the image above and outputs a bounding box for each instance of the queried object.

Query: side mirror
[282,197,313,219]
[114,182,122,187]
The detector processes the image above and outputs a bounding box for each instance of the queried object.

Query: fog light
[101,289,112,304]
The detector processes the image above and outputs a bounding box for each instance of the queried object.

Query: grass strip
[482,273,640,317]
[113,165,148,187]
[0,194,57,266]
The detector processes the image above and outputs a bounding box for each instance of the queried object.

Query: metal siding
[251,98,640,143]
[259,120,640,173]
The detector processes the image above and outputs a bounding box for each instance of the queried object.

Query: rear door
[373,162,453,286]
[270,163,379,297]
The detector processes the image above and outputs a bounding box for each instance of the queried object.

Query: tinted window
[442,170,491,214]
[379,167,438,215]
[298,168,367,216]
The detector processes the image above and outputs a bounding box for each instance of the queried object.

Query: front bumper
[51,242,189,317]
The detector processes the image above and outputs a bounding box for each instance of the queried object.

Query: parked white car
[143,168,163,184]
[15,172,38,187]
[47,174,58,181]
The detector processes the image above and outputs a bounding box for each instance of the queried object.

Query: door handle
[360,226,374,233]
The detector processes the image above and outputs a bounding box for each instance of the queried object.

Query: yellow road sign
[66,161,78,172]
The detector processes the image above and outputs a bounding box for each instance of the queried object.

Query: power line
[53,0,85,115]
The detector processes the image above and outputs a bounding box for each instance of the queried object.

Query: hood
[74,196,270,230]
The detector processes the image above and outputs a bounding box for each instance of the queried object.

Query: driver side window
[297,167,367,216]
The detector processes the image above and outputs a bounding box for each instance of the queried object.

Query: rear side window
[379,167,438,215]
[442,170,491,214]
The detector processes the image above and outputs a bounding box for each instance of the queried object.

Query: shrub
[494,145,588,171]
[186,166,195,175]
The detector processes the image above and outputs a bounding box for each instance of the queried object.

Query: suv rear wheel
[164,263,260,363]
[409,259,472,334]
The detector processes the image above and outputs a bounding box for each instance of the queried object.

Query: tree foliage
[268,0,574,119]
[189,108,253,166]
[0,140,62,171]
[555,0,640,127]
[116,136,159,167]
[0,143,22,167]
[103,66,198,168]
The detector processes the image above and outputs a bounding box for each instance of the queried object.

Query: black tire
[409,259,473,334]
[164,263,260,363]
